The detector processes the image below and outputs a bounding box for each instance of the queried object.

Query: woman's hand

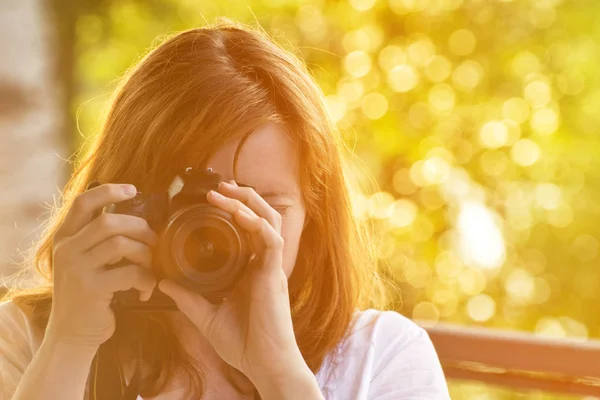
[47,183,159,349]
[158,181,315,391]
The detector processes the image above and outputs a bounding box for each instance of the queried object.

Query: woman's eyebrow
[259,190,295,200]
[235,182,295,200]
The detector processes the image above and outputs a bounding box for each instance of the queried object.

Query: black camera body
[105,168,251,311]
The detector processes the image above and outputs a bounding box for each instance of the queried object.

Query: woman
[0,19,450,399]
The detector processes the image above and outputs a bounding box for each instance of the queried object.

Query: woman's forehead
[206,122,301,197]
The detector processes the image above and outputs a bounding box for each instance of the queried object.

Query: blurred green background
[8,0,600,398]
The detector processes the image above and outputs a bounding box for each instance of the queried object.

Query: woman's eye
[273,205,291,214]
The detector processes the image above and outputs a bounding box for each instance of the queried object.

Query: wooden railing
[421,322,600,397]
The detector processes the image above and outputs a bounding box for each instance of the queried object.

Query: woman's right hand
[45,183,159,350]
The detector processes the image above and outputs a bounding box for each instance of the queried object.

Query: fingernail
[219,181,233,188]
[140,290,152,302]
[121,184,137,196]
[210,190,225,199]
[158,280,173,295]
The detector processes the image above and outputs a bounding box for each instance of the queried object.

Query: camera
[104,167,251,311]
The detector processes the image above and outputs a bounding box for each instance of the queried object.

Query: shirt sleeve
[0,301,36,400]
[367,311,451,400]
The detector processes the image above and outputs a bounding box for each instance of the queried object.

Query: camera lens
[159,204,249,294]
[183,226,229,273]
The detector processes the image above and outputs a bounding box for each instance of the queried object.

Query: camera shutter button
[131,193,145,206]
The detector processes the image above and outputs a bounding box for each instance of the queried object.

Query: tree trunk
[0,0,69,283]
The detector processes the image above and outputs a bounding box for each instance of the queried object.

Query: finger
[83,235,153,271]
[229,253,259,302]
[206,189,258,219]
[217,182,282,233]
[98,264,157,301]
[56,183,138,240]
[69,212,159,253]
[158,279,217,336]
[233,209,284,274]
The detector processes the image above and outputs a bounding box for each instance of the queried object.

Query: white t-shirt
[0,301,451,399]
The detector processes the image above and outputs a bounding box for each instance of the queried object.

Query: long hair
[3,18,394,397]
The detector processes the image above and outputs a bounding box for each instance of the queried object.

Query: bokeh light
[388,64,420,92]
[457,200,506,270]
[448,29,477,56]
[344,50,372,78]
[452,60,483,91]
[467,294,496,322]
[511,139,541,166]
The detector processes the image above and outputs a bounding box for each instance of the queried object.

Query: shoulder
[0,300,30,331]
[0,301,44,400]
[349,308,425,344]
[0,300,40,360]
[344,308,437,371]
[334,309,451,399]
[0,300,41,352]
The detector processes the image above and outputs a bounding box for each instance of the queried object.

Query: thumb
[158,279,216,336]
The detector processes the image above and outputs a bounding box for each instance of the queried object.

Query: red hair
[4,18,394,397]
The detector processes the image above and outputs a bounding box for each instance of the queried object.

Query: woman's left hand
[158,180,317,395]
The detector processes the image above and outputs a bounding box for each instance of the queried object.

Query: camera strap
[89,338,142,400]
